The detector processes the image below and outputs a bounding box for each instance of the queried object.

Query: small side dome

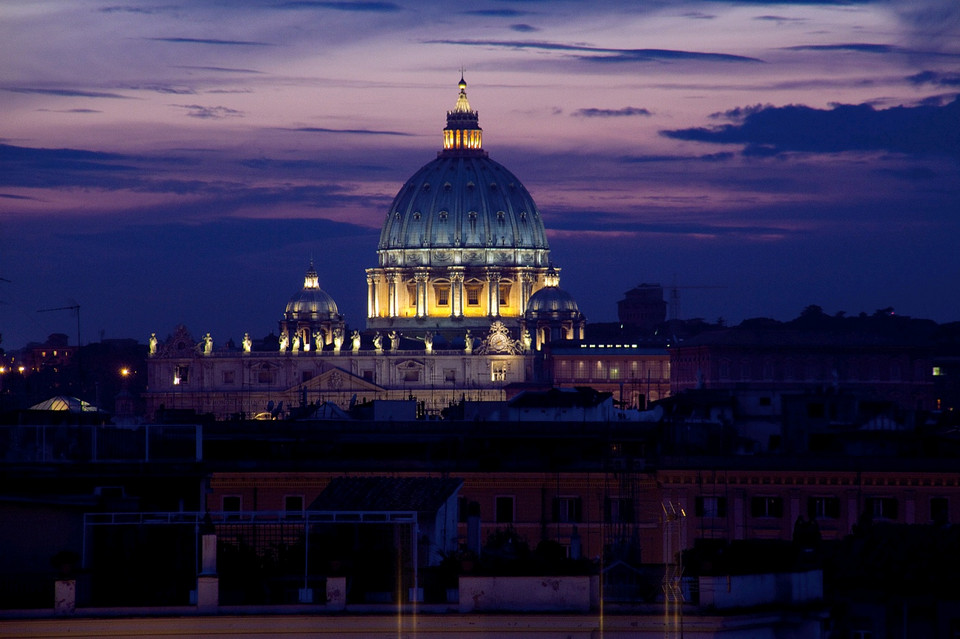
[285,262,340,320]
[526,285,581,316]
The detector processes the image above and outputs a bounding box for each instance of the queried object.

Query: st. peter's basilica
[145,77,585,420]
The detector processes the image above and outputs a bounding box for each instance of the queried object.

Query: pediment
[296,367,383,393]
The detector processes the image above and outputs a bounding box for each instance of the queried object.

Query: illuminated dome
[525,268,581,317]
[523,268,586,350]
[285,262,340,320]
[526,286,581,316]
[365,76,564,336]
[280,262,345,351]
[376,75,550,268]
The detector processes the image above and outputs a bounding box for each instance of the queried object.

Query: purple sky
[2,0,959,349]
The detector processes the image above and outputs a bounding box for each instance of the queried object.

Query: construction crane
[37,303,81,345]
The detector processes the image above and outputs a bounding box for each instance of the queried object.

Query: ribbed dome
[285,263,340,320]
[525,285,581,317]
[379,155,549,252]
[375,76,550,269]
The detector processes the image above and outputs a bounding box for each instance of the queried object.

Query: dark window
[362,370,374,382]
[459,498,480,524]
[285,495,303,513]
[866,497,898,521]
[495,496,515,523]
[222,496,241,512]
[807,402,825,418]
[931,497,949,525]
[695,496,727,518]
[552,497,583,523]
[221,370,235,384]
[808,497,840,520]
[604,497,635,524]
[750,496,783,518]
[302,371,313,383]
[758,396,771,407]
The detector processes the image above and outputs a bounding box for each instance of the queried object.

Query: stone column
[449,268,464,318]
[486,270,501,317]
[54,580,75,615]
[386,273,398,318]
[366,273,377,318]
[521,272,535,315]
[415,270,429,318]
[197,529,219,611]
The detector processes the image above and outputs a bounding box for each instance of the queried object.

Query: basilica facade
[144,77,584,420]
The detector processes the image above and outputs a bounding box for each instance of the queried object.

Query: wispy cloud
[511,24,538,33]
[284,126,413,136]
[618,152,735,163]
[146,37,273,46]
[100,5,175,14]
[785,43,960,58]
[123,84,197,95]
[463,9,531,17]
[574,106,651,118]
[274,1,402,11]
[662,97,960,157]
[174,105,243,119]
[908,70,960,87]
[2,87,131,99]
[174,65,264,74]
[37,108,102,114]
[425,39,763,63]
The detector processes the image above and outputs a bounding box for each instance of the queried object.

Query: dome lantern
[442,74,484,156]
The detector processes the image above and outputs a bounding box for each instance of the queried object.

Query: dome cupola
[523,267,586,350]
[280,261,345,351]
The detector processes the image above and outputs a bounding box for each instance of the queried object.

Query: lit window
[499,283,511,306]
[435,284,449,306]
[466,285,481,306]
[933,366,942,376]
[174,365,190,385]
[491,365,507,382]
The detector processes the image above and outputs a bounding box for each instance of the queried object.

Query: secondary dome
[376,75,550,269]
[284,262,339,320]
[526,286,581,316]
[525,269,581,317]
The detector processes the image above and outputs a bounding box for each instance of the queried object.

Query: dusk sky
[2,0,959,350]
